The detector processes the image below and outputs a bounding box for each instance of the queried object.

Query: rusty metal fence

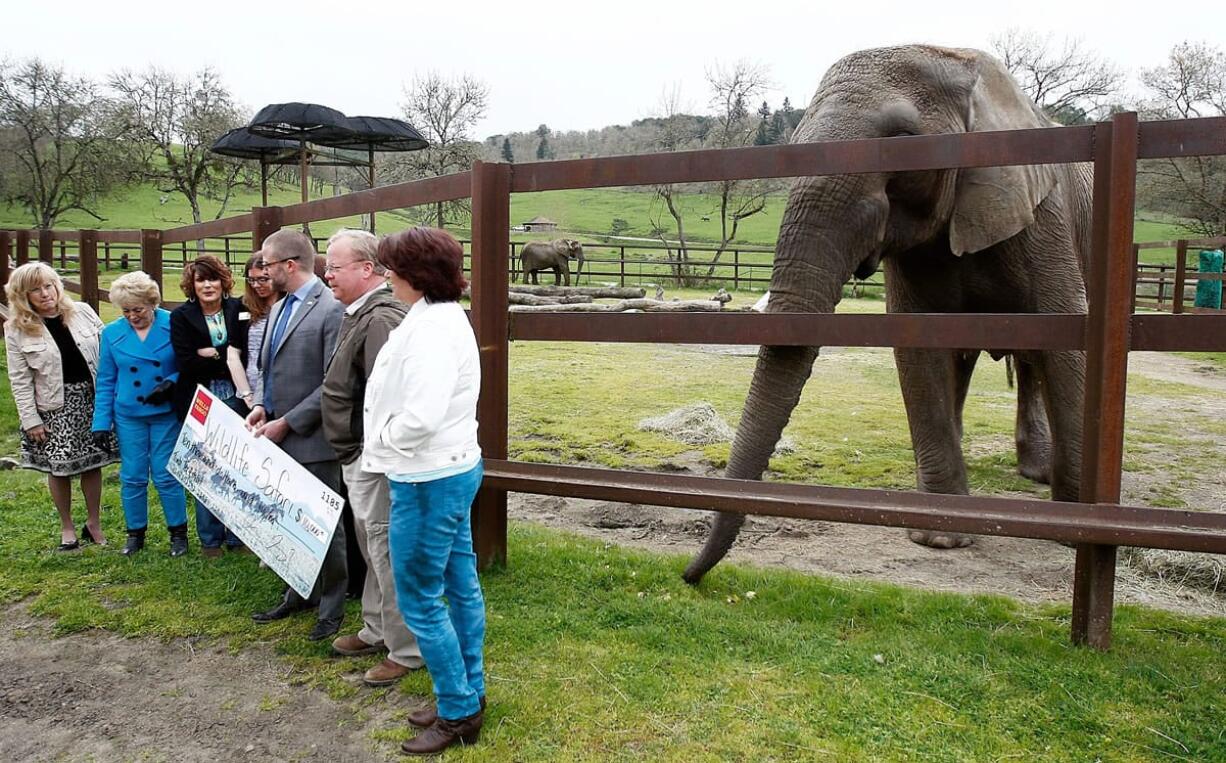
[4,113,1226,652]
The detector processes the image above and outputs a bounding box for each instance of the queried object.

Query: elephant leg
[952,350,979,442]
[563,267,571,287]
[895,347,974,549]
[554,266,563,286]
[529,270,538,285]
[1033,349,1084,503]
[1014,356,1052,484]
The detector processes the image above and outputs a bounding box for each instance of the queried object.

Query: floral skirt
[20,381,119,477]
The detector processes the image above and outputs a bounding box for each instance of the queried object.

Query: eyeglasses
[323,260,368,274]
[121,306,152,316]
[246,276,272,285]
[262,257,292,267]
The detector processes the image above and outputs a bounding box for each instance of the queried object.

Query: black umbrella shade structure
[210,127,384,207]
[244,103,430,231]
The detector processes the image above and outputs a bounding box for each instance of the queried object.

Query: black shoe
[79,524,96,544]
[56,540,80,552]
[168,524,188,558]
[252,600,307,623]
[307,618,342,642]
[122,529,146,556]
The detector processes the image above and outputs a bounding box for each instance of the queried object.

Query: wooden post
[38,230,52,264]
[16,230,30,266]
[79,230,99,312]
[59,240,67,269]
[141,230,163,297]
[0,230,11,304]
[1074,113,1138,651]
[1173,240,1188,314]
[1129,244,1139,312]
[470,160,511,570]
[252,206,283,252]
[733,249,740,290]
[103,241,111,269]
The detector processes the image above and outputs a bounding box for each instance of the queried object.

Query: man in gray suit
[246,229,348,641]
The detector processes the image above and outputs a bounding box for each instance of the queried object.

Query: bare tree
[109,67,248,246]
[0,58,136,228]
[392,72,489,228]
[648,85,702,284]
[650,62,773,286]
[990,29,1123,124]
[1137,42,1226,237]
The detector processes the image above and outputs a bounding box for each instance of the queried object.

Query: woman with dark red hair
[361,227,486,754]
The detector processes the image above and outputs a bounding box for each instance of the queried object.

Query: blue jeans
[194,395,245,549]
[115,412,188,530]
[388,462,485,721]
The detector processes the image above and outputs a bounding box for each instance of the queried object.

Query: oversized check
[167,386,343,598]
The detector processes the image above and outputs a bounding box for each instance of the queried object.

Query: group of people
[4,227,489,754]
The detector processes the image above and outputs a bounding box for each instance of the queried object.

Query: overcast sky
[6,1,1223,138]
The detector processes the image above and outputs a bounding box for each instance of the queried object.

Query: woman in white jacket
[363,227,486,755]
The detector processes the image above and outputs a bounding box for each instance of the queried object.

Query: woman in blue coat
[91,271,189,556]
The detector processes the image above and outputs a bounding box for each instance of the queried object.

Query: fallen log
[509,285,646,299]
[508,293,594,306]
[509,298,726,313]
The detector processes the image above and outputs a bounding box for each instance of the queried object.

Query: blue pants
[388,462,485,721]
[115,412,188,531]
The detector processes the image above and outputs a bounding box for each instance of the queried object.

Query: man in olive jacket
[320,229,423,686]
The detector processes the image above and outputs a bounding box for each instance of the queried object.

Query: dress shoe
[308,618,343,642]
[363,658,419,687]
[400,710,483,755]
[56,539,80,552]
[79,523,106,545]
[331,633,384,657]
[122,528,146,556]
[251,600,307,623]
[201,547,223,559]
[226,544,253,555]
[168,524,189,558]
[408,696,485,729]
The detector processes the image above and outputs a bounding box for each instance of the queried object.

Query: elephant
[683,45,1092,585]
[517,239,584,286]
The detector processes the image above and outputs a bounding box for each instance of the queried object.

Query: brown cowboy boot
[399,710,483,756]
[408,695,485,729]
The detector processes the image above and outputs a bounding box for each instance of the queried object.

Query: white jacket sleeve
[378,327,461,454]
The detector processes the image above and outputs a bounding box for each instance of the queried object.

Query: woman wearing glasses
[170,255,251,557]
[90,271,189,556]
[4,262,118,551]
[242,253,281,397]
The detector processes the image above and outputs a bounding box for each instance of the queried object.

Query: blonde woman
[90,272,188,556]
[4,263,118,551]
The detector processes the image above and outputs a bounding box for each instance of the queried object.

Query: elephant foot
[907,529,974,549]
[1017,459,1051,485]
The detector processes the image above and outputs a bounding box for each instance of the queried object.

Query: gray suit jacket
[254,278,344,464]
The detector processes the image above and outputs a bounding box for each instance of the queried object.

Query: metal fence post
[141,230,164,296]
[1173,240,1188,314]
[1074,112,1138,651]
[16,230,30,266]
[38,230,52,264]
[79,230,99,312]
[252,206,283,252]
[470,161,511,569]
[0,230,11,304]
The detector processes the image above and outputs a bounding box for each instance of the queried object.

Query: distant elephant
[517,239,584,286]
[683,45,1092,584]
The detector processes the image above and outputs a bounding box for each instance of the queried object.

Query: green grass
[2,300,1225,759]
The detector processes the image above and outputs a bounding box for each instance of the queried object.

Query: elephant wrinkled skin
[684,45,1092,584]
[517,239,584,286]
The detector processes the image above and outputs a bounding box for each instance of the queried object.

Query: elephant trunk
[682,180,881,584]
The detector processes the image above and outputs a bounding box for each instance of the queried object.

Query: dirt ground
[1,352,1221,762]
[508,350,1226,618]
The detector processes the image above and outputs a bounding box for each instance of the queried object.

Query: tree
[394,71,490,228]
[535,123,552,160]
[1136,42,1226,237]
[0,58,136,228]
[650,62,774,285]
[501,136,514,163]
[109,67,248,244]
[990,28,1123,124]
[753,100,772,146]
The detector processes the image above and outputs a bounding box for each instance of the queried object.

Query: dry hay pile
[638,402,796,454]
[1122,547,1225,595]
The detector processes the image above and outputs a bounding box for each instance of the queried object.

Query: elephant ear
[948,54,1059,256]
